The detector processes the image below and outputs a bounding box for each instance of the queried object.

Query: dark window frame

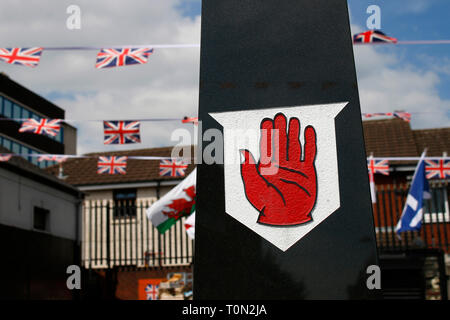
[33,206,50,232]
[113,188,137,218]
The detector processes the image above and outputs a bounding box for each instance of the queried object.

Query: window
[113,189,137,218]
[33,207,50,231]
[11,141,20,154]
[3,99,12,117]
[22,108,30,119]
[13,103,21,119]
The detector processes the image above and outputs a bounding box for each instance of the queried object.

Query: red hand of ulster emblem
[240,113,317,226]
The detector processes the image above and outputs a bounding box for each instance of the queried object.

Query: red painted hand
[240,113,317,226]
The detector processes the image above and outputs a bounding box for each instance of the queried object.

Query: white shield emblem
[210,102,347,251]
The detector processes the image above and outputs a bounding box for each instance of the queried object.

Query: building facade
[47,147,195,299]
[0,72,77,168]
[0,74,82,299]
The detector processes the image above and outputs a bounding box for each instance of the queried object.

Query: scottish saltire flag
[159,159,188,177]
[425,159,450,179]
[0,154,12,162]
[95,48,153,69]
[367,158,390,203]
[103,121,141,144]
[97,156,127,174]
[145,284,159,300]
[353,30,398,44]
[0,47,43,67]
[37,155,68,163]
[395,154,431,234]
[19,119,61,137]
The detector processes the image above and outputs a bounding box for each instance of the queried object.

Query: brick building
[47,147,195,300]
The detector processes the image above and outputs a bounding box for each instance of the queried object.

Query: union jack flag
[103,121,141,145]
[145,284,159,300]
[393,111,411,123]
[181,117,198,125]
[353,30,398,44]
[367,158,389,203]
[367,159,390,181]
[0,47,43,67]
[97,156,128,175]
[425,159,450,179]
[0,154,12,162]
[19,119,61,137]
[95,48,153,69]
[37,155,68,163]
[159,159,188,177]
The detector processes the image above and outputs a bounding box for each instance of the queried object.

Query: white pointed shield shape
[210,102,348,251]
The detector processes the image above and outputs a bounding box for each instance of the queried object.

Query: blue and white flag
[395,153,431,234]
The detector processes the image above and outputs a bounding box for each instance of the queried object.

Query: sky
[0,0,448,155]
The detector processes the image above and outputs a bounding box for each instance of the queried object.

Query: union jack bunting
[97,156,128,175]
[393,111,411,123]
[362,112,411,122]
[145,284,159,300]
[95,48,153,69]
[0,154,12,162]
[103,121,141,145]
[353,30,398,44]
[37,155,68,163]
[0,47,43,67]
[181,117,198,125]
[159,159,188,177]
[19,119,61,137]
[425,159,450,179]
[367,159,390,179]
[367,159,389,203]
[363,112,393,118]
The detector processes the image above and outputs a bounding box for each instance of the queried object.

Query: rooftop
[40,119,448,187]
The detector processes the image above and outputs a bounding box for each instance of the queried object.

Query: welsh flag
[184,211,195,240]
[146,168,196,233]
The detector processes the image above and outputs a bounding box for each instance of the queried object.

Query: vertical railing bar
[136,201,140,267]
[141,201,145,267]
[392,185,403,251]
[422,194,430,249]
[87,201,91,269]
[381,186,390,250]
[119,200,123,267]
[401,184,410,249]
[177,218,182,264]
[386,185,397,251]
[432,185,444,250]
[185,216,189,264]
[94,200,98,267]
[158,232,163,267]
[111,200,116,267]
[100,200,104,266]
[128,200,132,266]
[121,201,125,267]
[374,188,383,251]
[439,184,449,251]
[149,205,154,266]
[106,202,110,269]
[427,187,437,248]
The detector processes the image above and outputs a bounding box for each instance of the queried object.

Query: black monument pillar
[195,0,380,299]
